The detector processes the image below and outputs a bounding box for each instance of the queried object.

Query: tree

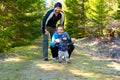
[115,0,120,19]
[0,0,46,53]
[86,0,118,37]
[86,0,110,36]
[65,0,88,38]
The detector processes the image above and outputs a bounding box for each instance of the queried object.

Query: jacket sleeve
[65,32,73,45]
[41,10,52,33]
[60,11,65,26]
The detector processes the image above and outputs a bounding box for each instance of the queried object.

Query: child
[52,25,72,64]
[50,25,75,61]
[57,32,70,64]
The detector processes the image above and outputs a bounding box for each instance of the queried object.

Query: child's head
[57,24,64,35]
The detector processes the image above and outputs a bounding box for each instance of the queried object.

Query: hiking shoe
[43,58,48,61]
[52,58,57,60]
[58,61,62,64]
[66,61,70,64]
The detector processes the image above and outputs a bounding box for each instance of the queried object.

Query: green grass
[0,37,120,80]
[0,60,32,80]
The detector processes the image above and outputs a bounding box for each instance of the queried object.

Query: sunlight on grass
[4,58,23,62]
[12,44,41,60]
[107,62,120,70]
[14,45,39,51]
[28,45,38,49]
[36,62,65,71]
[69,69,100,78]
[0,60,32,80]
[1,37,120,80]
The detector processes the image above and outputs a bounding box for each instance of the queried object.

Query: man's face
[57,27,63,35]
[54,7,62,13]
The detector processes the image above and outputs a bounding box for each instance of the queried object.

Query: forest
[0,0,120,80]
[0,0,120,53]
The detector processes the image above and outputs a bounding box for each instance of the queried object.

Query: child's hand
[63,37,67,40]
[55,39,60,43]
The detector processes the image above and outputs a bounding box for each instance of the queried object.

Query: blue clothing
[51,31,73,51]
[41,9,64,33]
[59,33,68,51]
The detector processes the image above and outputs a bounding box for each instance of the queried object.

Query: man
[50,25,75,61]
[41,2,64,61]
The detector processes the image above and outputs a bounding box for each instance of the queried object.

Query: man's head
[57,24,63,35]
[54,2,62,13]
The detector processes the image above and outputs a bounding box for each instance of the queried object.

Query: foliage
[86,0,113,36]
[64,0,118,38]
[0,0,120,53]
[0,0,46,53]
[65,0,88,38]
[115,0,120,19]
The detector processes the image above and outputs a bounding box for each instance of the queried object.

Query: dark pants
[50,45,75,58]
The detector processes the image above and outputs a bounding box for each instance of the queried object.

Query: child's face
[57,27,63,35]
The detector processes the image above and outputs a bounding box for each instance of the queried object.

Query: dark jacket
[41,9,64,33]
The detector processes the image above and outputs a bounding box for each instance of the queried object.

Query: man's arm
[60,11,64,26]
[41,9,53,33]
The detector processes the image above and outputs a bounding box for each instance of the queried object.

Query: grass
[0,37,120,80]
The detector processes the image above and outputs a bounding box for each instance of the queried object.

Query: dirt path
[0,38,120,80]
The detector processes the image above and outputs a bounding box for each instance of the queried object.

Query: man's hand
[71,38,76,43]
[45,29,49,34]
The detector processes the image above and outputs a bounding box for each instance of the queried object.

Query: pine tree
[115,0,120,19]
[86,0,110,36]
[0,0,46,53]
[65,0,88,38]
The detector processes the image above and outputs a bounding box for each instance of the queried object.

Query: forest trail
[0,37,120,80]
